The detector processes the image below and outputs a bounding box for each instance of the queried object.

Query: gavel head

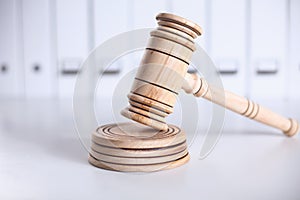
[121,13,202,131]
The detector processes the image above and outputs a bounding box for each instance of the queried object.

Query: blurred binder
[132,0,170,29]
[210,0,247,96]
[56,0,89,98]
[0,0,23,98]
[93,0,131,74]
[289,0,300,98]
[250,0,287,99]
[22,0,56,98]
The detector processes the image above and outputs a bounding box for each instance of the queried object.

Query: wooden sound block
[89,122,189,172]
[91,141,187,158]
[91,122,185,148]
[88,153,190,172]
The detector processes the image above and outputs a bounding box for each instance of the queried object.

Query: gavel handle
[184,74,299,136]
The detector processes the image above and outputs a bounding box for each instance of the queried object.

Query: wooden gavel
[121,13,299,137]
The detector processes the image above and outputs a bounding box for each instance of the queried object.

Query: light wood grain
[88,153,190,172]
[121,13,200,131]
[191,77,299,136]
[90,148,188,165]
[157,26,195,42]
[150,29,196,51]
[121,12,299,136]
[121,108,168,131]
[91,141,187,158]
[89,122,189,172]
[127,92,173,114]
[147,36,193,63]
[136,49,189,92]
[130,78,177,107]
[128,99,168,117]
[156,13,202,36]
[158,21,198,39]
[91,123,186,149]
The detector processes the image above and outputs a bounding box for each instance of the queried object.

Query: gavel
[121,13,299,137]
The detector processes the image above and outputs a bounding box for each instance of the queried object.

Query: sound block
[89,122,189,172]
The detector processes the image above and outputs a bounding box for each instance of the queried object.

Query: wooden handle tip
[284,119,299,137]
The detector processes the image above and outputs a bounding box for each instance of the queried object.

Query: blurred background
[0,0,299,101]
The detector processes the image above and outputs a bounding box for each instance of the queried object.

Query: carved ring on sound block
[88,122,190,172]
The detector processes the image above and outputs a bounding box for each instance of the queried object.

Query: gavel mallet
[121,13,299,137]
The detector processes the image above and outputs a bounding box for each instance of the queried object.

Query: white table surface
[0,98,300,200]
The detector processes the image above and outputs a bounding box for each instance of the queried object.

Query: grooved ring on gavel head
[156,13,203,37]
[121,13,203,131]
